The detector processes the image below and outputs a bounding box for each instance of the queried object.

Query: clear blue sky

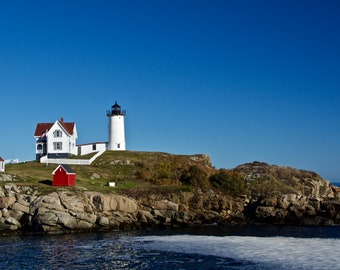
[1,1,340,182]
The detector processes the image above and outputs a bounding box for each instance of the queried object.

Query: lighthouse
[107,102,126,150]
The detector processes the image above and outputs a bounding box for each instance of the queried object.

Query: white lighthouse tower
[107,102,126,150]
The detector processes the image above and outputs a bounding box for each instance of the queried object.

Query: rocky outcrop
[1,180,340,234]
[245,192,340,225]
[232,161,340,225]
[4,155,340,234]
[233,161,333,198]
[0,183,239,234]
[0,184,141,234]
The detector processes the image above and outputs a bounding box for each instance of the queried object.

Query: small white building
[77,142,107,156]
[34,117,78,160]
[0,157,5,172]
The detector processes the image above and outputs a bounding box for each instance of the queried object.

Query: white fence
[5,159,19,164]
[40,150,105,165]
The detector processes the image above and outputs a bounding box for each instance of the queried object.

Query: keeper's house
[0,157,5,172]
[34,117,78,160]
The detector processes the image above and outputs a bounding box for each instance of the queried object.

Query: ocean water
[0,225,339,269]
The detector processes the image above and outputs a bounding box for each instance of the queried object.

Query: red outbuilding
[52,164,76,186]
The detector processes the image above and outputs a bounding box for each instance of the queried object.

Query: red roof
[0,157,4,162]
[34,120,75,136]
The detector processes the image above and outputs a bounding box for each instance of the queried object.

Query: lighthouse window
[53,130,62,138]
[53,142,63,150]
[117,144,120,149]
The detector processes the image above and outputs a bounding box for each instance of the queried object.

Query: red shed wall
[53,167,76,186]
[68,174,76,186]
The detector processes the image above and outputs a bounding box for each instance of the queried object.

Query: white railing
[5,159,19,164]
[40,150,105,165]
[89,150,105,163]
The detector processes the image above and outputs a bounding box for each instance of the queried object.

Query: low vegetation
[3,151,213,194]
[2,152,327,198]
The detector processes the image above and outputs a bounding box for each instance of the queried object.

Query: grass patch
[3,151,208,194]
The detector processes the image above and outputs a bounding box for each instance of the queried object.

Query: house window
[53,142,63,150]
[37,144,42,150]
[53,130,63,138]
[92,144,97,151]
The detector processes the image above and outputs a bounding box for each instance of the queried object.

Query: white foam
[134,235,340,269]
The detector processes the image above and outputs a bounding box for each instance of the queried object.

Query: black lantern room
[107,102,126,116]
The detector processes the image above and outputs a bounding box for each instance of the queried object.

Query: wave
[134,235,340,269]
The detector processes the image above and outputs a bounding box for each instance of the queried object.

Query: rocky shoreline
[1,182,340,235]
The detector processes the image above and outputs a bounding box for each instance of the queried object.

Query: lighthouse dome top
[107,101,126,116]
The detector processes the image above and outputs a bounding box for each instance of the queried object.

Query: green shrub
[180,166,210,190]
[210,169,248,196]
[157,161,172,179]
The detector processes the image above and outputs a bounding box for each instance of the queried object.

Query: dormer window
[53,130,63,138]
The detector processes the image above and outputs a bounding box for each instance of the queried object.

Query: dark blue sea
[0,225,339,269]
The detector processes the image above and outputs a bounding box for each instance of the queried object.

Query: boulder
[73,212,97,224]
[289,205,304,218]
[97,216,109,226]
[16,197,30,207]
[0,223,18,230]
[76,220,94,229]
[96,194,118,211]
[116,196,138,213]
[305,205,316,216]
[5,217,22,228]
[35,193,65,212]
[0,174,13,181]
[170,192,194,204]
[90,173,101,179]
[4,184,18,192]
[308,197,321,211]
[84,192,137,213]
[21,186,32,194]
[277,197,290,209]
[84,192,105,211]
[58,192,85,213]
[8,209,24,221]
[1,208,10,218]
[34,212,58,227]
[137,210,159,225]
[12,202,29,214]
[56,212,78,229]
[0,196,16,209]
[256,206,277,218]
[260,197,277,207]
[200,210,220,222]
[153,200,178,217]
[321,200,340,220]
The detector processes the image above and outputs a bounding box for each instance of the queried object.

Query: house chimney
[60,116,64,123]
